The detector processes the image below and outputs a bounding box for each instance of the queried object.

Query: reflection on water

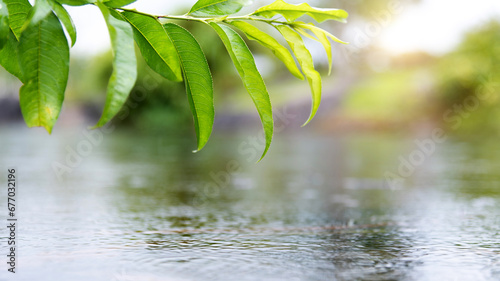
[0,126,499,281]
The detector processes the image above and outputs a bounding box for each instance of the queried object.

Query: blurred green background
[1,0,499,139]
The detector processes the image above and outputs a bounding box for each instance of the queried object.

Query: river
[0,125,499,280]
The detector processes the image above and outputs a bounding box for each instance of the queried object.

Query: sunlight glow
[67,0,500,57]
[379,0,500,55]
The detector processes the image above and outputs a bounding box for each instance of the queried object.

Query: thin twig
[115,8,290,26]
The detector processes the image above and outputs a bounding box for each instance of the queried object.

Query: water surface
[0,126,499,281]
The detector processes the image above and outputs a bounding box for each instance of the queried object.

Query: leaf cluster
[0,0,348,159]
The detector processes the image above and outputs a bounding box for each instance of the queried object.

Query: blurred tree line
[66,0,424,132]
[333,19,500,136]
[434,20,500,136]
[6,0,496,137]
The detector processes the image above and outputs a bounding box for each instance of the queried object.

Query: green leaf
[18,13,69,133]
[94,3,137,128]
[295,22,347,44]
[4,0,31,40]
[294,22,347,75]
[121,11,182,82]
[22,0,52,32]
[189,0,251,17]
[230,20,303,80]
[276,25,320,126]
[252,0,348,23]
[293,25,330,75]
[0,30,23,80]
[104,0,136,8]
[210,22,273,160]
[0,0,9,49]
[55,0,93,6]
[164,23,214,152]
[50,0,76,46]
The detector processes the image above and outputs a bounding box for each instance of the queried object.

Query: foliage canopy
[0,0,348,159]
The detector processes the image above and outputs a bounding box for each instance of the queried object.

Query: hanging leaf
[0,0,9,49]
[252,0,348,23]
[189,0,251,17]
[50,0,77,46]
[276,25,320,126]
[104,0,136,8]
[294,22,347,75]
[18,13,69,133]
[121,11,182,82]
[22,0,52,32]
[164,23,214,152]
[4,0,31,40]
[0,30,23,80]
[230,20,303,80]
[210,22,273,160]
[293,26,330,76]
[94,3,137,128]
